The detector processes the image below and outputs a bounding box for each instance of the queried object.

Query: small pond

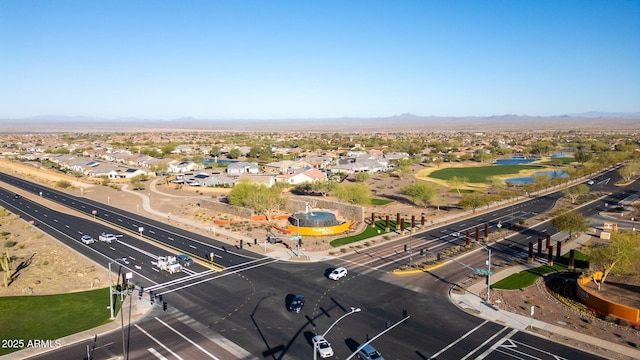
[505,170,568,184]
[494,156,540,165]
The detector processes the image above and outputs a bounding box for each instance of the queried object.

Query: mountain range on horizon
[6,111,640,123]
[1,112,638,133]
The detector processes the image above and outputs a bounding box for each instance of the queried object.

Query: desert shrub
[55,180,72,188]
[4,240,17,248]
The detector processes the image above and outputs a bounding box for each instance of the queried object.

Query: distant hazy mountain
[1,112,638,133]
[564,111,640,119]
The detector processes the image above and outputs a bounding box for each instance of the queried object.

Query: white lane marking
[462,326,512,359]
[428,320,488,359]
[146,257,273,292]
[494,337,570,360]
[158,258,280,295]
[155,317,221,359]
[134,323,183,360]
[148,347,168,360]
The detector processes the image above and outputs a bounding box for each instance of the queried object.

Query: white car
[80,235,95,245]
[328,267,347,280]
[587,180,595,185]
[312,335,334,358]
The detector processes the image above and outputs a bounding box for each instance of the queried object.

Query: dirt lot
[1,159,639,358]
[0,210,108,296]
[489,274,640,359]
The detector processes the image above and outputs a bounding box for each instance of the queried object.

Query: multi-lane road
[2,168,631,359]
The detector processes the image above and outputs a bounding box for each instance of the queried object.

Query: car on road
[312,335,334,358]
[328,267,347,280]
[14,194,21,199]
[80,235,96,245]
[357,343,384,360]
[289,295,305,313]
[176,254,193,266]
[98,232,117,243]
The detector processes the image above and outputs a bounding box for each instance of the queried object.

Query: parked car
[176,254,193,266]
[357,344,384,360]
[587,180,595,185]
[328,267,347,280]
[289,295,305,313]
[80,235,96,245]
[312,335,334,358]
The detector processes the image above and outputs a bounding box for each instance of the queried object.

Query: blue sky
[1,0,639,120]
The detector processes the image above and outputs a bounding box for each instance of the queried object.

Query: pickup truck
[98,232,117,243]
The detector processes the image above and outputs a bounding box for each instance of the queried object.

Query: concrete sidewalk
[449,235,640,360]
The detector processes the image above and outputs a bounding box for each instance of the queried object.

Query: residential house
[169,161,203,173]
[237,174,277,188]
[276,168,327,185]
[182,172,235,187]
[226,161,259,176]
[262,160,313,174]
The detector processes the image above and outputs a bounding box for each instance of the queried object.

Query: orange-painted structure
[287,221,352,236]
[576,272,640,326]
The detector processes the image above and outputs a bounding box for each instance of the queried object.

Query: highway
[1,169,624,359]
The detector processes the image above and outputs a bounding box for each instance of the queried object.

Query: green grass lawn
[0,288,116,356]
[370,198,393,206]
[540,157,575,165]
[330,220,402,247]
[492,251,589,290]
[429,164,543,183]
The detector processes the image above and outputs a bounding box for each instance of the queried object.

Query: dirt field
[0,210,108,297]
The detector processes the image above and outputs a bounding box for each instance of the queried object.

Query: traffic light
[138,286,143,300]
[149,290,154,304]
[163,301,168,311]
[158,294,163,303]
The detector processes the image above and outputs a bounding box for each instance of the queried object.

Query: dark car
[14,194,21,199]
[357,343,384,360]
[289,295,305,313]
[176,254,194,266]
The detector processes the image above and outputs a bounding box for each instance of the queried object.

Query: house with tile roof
[276,168,327,185]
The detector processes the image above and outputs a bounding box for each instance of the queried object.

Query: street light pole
[314,307,361,360]
[108,259,123,320]
[108,259,133,360]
